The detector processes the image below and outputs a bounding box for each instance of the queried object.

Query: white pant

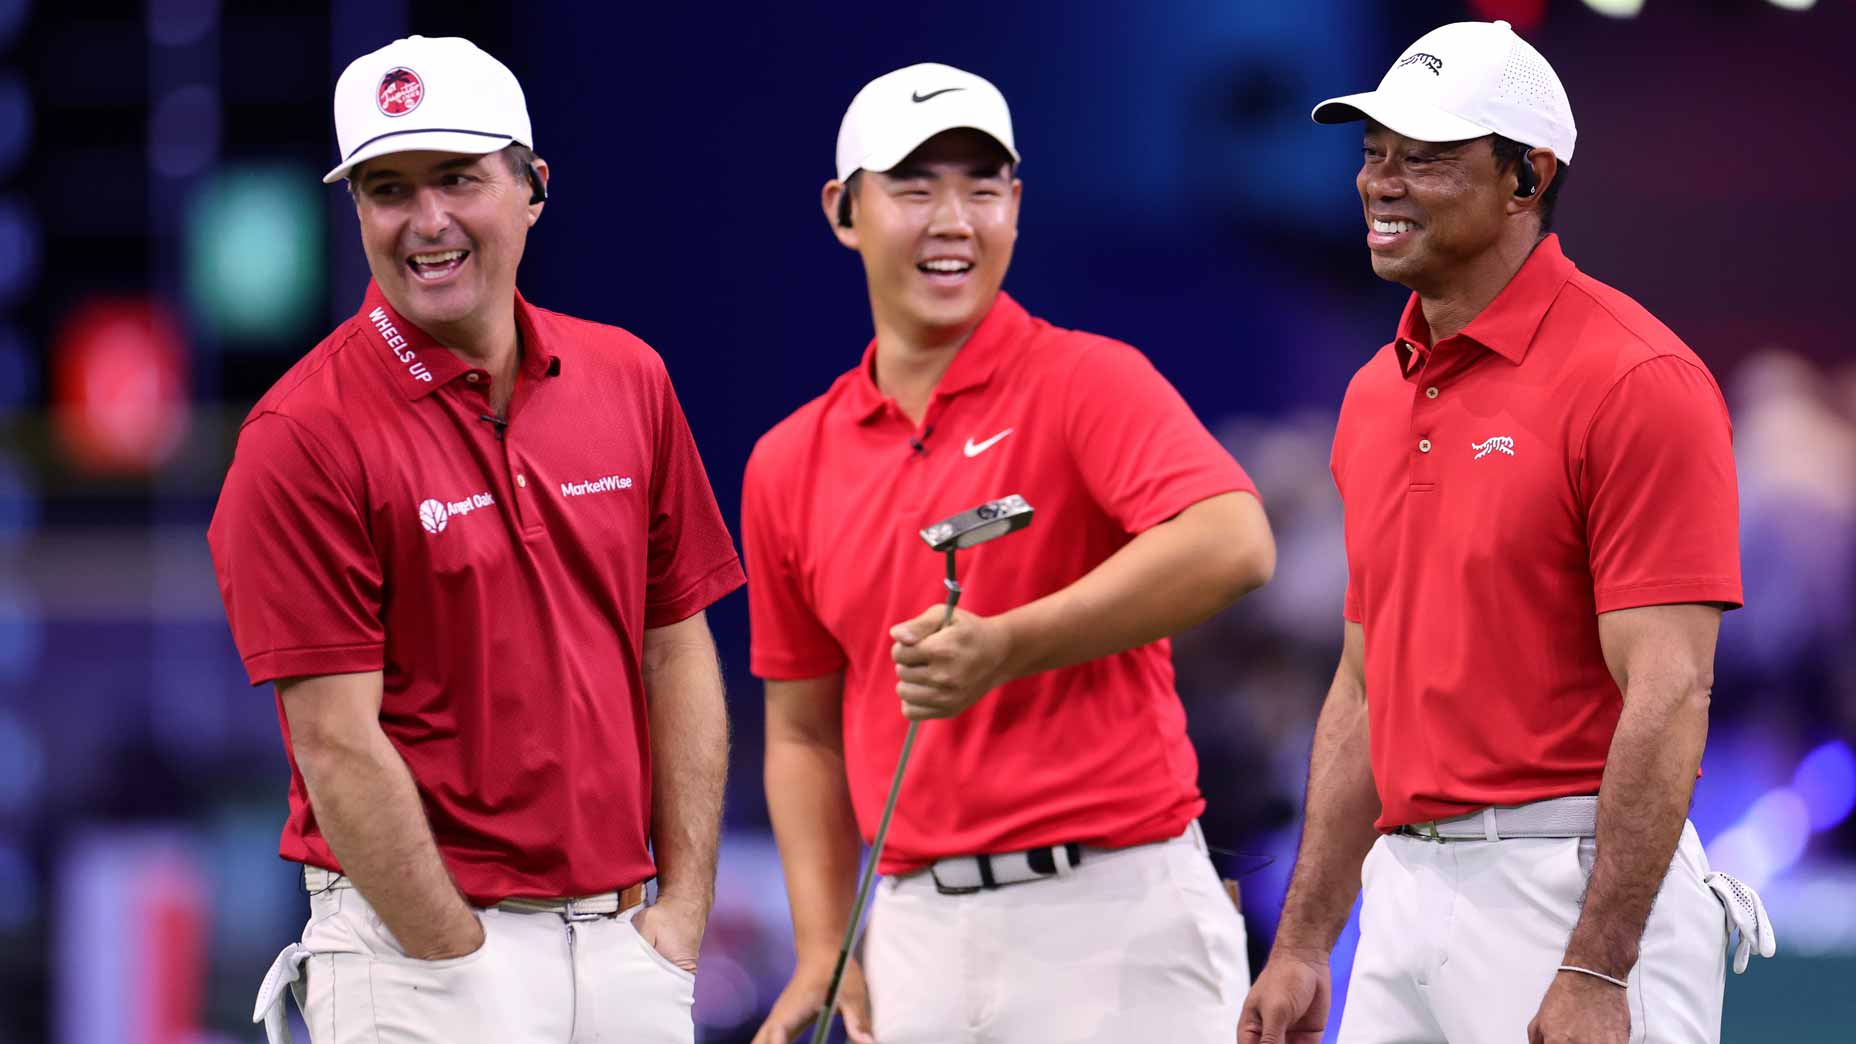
[1339,821,1727,1043]
[280,881,693,1043]
[863,822,1250,1044]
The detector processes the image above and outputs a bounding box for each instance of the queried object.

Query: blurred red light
[1469,0,1549,32]
[50,297,191,476]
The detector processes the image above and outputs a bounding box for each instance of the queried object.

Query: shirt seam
[1570,353,1721,501]
[645,556,744,617]
[248,639,384,656]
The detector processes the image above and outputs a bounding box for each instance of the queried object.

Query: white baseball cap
[323,35,533,184]
[835,63,1019,182]
[1311,19,1576,164]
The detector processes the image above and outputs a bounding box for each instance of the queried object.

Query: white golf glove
[1703,871,1775,973]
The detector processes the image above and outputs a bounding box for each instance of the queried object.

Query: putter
[810,494,1035,1044]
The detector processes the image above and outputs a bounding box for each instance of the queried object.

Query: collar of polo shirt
[357,280,563,400]
[1392,235,1577,376]
[846,292,1032,424]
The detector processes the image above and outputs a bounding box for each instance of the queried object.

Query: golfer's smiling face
[351,149,544,337]
[838,129,1021,339]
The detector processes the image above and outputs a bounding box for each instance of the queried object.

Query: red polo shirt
[743,292,1257,873]
[207,282,744,904]
[1331,236,1741,831]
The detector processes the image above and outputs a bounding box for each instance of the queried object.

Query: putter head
[919,494,1034,553]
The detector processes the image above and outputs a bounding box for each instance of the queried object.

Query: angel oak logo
[419,491,496,534]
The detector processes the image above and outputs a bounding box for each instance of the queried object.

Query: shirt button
[1418,439,1432,453]
[516,474,527,488]
[1425,386,1439,399]
[466,373,480,383]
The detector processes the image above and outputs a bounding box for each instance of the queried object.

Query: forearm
[297,730,476,955]
[998,491,1273,680]
[1562,682,1708,976]
[1273,663,1381,955]
[644,621,729,915]
[764,731,863,969]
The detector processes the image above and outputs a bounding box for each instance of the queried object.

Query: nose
[927,188,974,239]
[409,185,452,241]
[1361,163,1407,203]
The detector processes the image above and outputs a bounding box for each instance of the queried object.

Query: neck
[869,297,987,425]
[430,305,522,414]
[1416,232,1542,344]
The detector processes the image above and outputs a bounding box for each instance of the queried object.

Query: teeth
[1373,220,1415,235]
[411,249,466,265]
[920,259,972,273]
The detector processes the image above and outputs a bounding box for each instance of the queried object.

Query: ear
[526,158,550,226]
[821,178,859,251]
[1008,176,1024,242]
[1505,147,1556,218]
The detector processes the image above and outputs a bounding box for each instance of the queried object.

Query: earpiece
[526,164,548,205]
[1515,161,1538,199]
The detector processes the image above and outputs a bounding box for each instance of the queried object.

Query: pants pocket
[621,911,698,986]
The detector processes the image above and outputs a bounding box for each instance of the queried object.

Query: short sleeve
[742,440,847,680]
[1062,339,1257,533]
[207,414,385,685]
[1581,356,1742,613]
[643,364,746,628]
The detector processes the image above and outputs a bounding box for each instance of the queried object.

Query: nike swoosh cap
[835,63,1019,182]
[1312,20,1575,164]
[324,35,533,184]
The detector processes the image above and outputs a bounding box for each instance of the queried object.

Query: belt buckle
[928,864,981,896]
[560,898,605,923]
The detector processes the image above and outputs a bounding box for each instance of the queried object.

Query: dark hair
[836,170,862,228]
[1490,134,1567,235]
[347,142,541,197]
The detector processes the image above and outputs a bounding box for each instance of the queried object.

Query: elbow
[1215,515,1276,605]
[1234,529,1277,597]
[288,719,376,784]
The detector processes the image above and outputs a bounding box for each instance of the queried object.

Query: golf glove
[1703,871,1775,974]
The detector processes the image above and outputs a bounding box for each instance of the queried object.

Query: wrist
[991,607,1037,682]
[1268,941,1333,965]
[1560,943,1635,982]
[652,888,713,919]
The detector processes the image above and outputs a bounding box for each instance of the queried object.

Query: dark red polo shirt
[743,292,1257,873]
[1331,236,1741,831]
[207,282,744,904]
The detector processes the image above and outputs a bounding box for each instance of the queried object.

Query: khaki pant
[1338,821,1728,1043]
[279,880,694,1043]
[864,821,1250,1043]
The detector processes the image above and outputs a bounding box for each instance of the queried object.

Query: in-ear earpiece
[1515,161,1538,199]
[526,164,548,205]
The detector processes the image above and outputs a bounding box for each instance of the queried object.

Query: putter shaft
[809,552,959,1043]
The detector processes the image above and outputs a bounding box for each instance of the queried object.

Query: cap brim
[1311,91,1493,145]
[855,126,1020,179]
[323,129,517,184]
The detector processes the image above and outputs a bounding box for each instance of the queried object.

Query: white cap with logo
[323,35,533,184]
[1311,20,1575,164]
[835,63,1020,182]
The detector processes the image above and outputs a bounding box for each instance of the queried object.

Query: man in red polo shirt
[743,64,1277,1044]
[208,36,743,1044]
[1240,20,1773,1044]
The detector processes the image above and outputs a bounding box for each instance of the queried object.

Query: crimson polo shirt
[1331,235,1742,831]
[207,282,745,904]
[743,292,1258,874]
